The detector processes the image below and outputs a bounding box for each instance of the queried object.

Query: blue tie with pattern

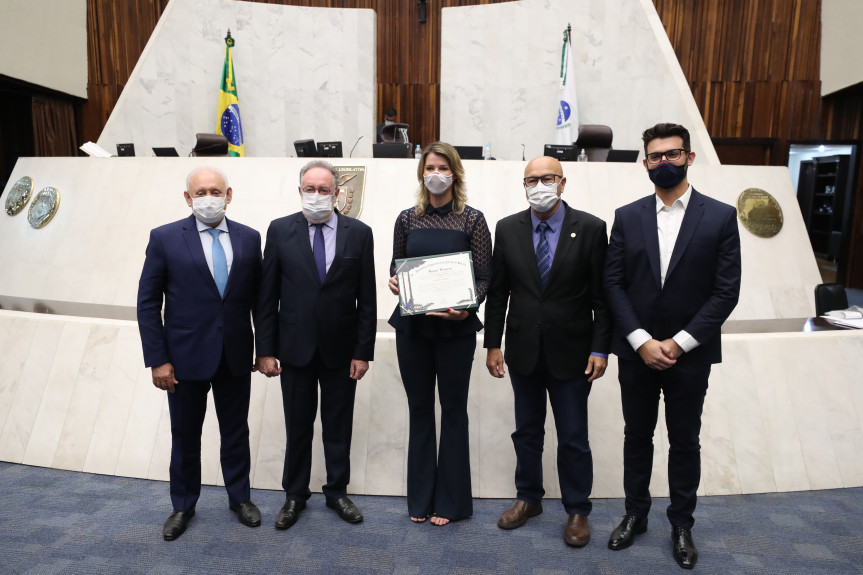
[536,221,551,287]
[207,228,228,297]
[313,223,327,283]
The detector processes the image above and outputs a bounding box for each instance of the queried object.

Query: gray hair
[299,159,338,188]
[186,166,229,192]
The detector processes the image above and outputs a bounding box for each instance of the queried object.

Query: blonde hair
[414,141,466,216]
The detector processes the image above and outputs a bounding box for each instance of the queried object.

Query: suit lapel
[546,206,577,287]
[639,196,662,289]
[223,218,242,297]
[182,215,221,297]
[515,209,543,290]
[293,214,321,284]
[666,189,705,283]
[324,213,348,285]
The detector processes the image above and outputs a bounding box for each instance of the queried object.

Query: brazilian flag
[217,31,244,157]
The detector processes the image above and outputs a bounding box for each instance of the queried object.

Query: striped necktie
[536,221,551,287]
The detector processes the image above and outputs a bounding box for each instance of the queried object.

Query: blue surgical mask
[648,162,688,189]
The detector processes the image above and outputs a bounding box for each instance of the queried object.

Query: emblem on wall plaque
[737,188,783,238]
[28,186,61,229]
[334,166,366,218]
[4,176,33,215]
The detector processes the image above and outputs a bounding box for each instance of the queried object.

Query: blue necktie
[536,221,551,287]
[207,228,228,297]
[313,223,327,283]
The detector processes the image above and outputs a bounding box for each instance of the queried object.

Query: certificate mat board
[395,251,478,315]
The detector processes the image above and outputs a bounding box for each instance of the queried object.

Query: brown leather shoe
[498,500,542,530]
[564,513,590,547]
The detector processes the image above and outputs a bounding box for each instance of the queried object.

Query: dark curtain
[32,96,78,157]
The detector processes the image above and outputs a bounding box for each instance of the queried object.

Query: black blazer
[255,212,376,369]
[603,189,741,365]
[137,215,262,380]
[484,203,611,380]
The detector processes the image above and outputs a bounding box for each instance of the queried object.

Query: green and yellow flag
[217,30,244,156]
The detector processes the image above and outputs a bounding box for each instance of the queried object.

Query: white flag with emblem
[555,26,578,145]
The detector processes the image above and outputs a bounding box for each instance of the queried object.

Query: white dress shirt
[196,217,234,277]
[626,186,699,354]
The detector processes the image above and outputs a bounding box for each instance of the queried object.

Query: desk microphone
[349,135,363,158]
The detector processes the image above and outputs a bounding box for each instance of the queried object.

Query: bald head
[524,156,564,179]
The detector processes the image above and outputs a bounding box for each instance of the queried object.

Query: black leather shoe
[672,526,698,569]
[608,514,647,550]
[229,500,261,527]
[275,500,306,530]
[163,509,195,541]
[326,496,363,524]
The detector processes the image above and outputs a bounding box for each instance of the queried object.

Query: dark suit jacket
[603,188,741,365]
[484,203,612,380]
[137,215,262,380]
[255,212,376,369]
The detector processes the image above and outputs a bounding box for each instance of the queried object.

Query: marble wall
[2,310,862,500]
[440,0,718,163]
[0,157,821,319]
[0,156,835,498]
[96,0,377,158]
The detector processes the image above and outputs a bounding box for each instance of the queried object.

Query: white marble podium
[2,156,862,501]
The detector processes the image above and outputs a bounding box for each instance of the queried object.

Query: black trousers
[167,355,251,512]
[395,331,475,520]
[280,351,357,502]
[618,358,710,528]
[509,354,593,515]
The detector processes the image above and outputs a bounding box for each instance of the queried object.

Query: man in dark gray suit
[255,160,376,530]
[484,155,611,547]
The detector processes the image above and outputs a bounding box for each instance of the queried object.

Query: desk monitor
[317,141,343,158]
[543,144,577,161]
[116,143,135,157]
[373,143,412,159]
[606,149,640,162]
[294,139,317,157]
[152,147,179,157]
[454,145,483,160]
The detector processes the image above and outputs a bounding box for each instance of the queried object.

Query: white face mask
[191,195,226,224]
[526,181,561,213]
[301,191,334,222]
[424,173,453,196]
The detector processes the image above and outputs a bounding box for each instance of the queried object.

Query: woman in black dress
[388,142,492,525]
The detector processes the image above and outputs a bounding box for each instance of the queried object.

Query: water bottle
[577,148,588,162]
[483,143,491,160]
[414,144,422,159]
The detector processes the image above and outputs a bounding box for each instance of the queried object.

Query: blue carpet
[2,461,863,574]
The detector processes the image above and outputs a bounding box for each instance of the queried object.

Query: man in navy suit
[137,166,262,541]
[484,155,611,547]
[255,159,376,530]
[604,123,741,569]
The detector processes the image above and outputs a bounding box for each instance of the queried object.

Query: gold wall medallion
[5,176,33,215]
[28,186,61,229]
[334,166,366,218]
[737,188,783,238]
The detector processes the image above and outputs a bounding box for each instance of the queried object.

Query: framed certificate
[395,251,478,316]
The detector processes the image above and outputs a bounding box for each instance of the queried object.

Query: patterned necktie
[536,221,551,287]
[207,228,228,297]
[313,223,327,282]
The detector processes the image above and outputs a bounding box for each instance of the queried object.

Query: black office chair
[380,123,410,144]
[574,124,613,162]
[190,133,229,157]
[814,283,848,316]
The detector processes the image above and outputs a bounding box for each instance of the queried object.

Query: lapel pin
[571,232,576,238]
